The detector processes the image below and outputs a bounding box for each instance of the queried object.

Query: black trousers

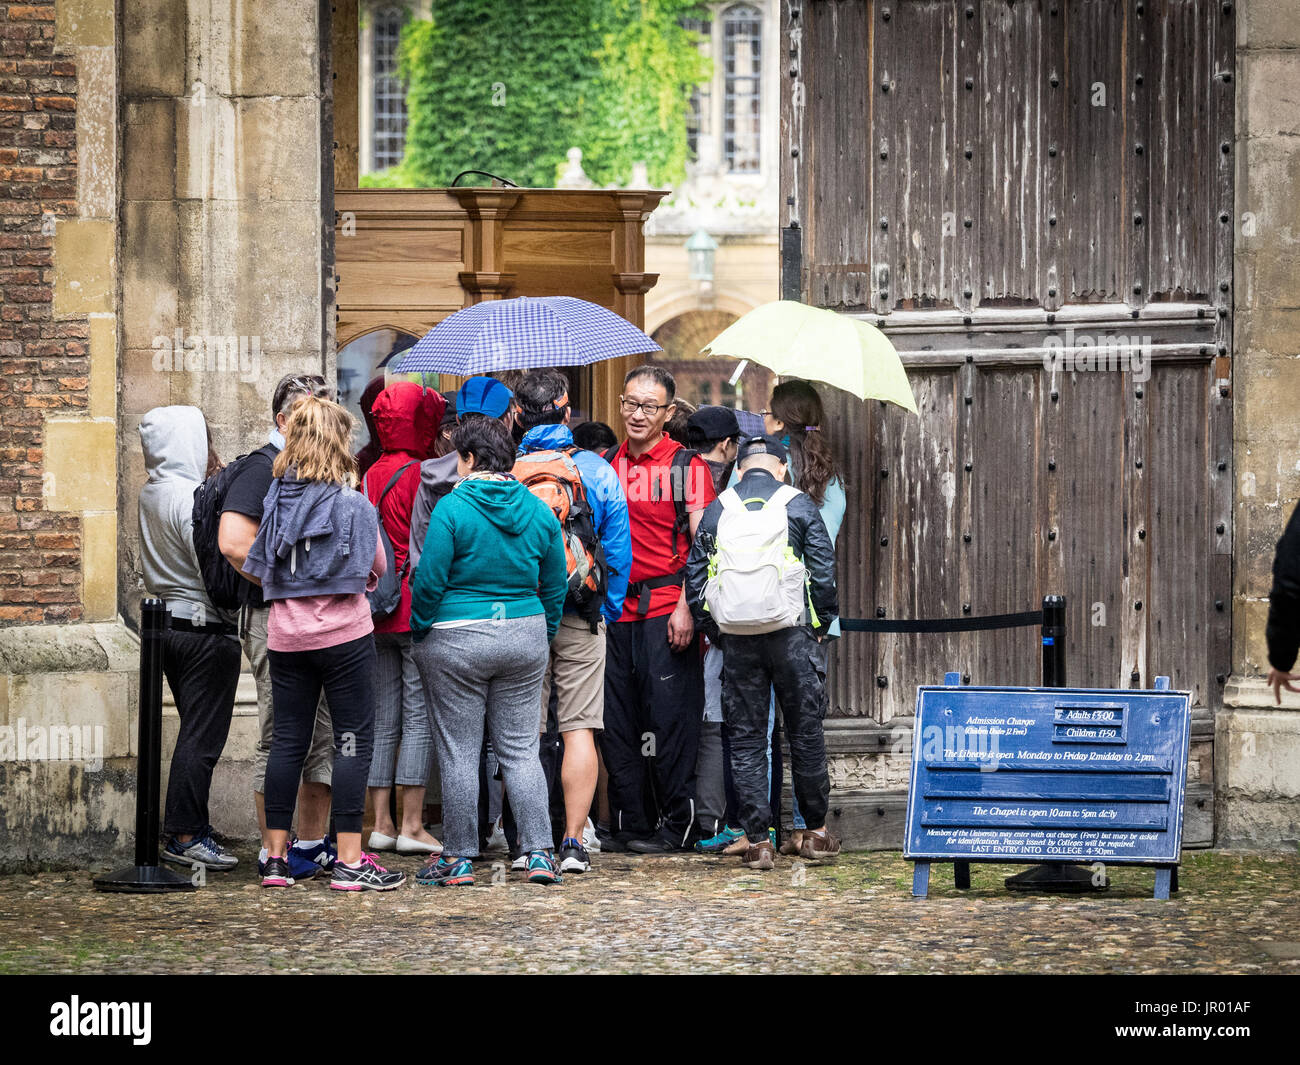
[603,614,703,840]
[161,628,242,837]
[721,626,830,843]
[266,634,376,835]
[498,684,567,852]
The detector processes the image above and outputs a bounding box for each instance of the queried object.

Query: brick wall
[0,2,86,624]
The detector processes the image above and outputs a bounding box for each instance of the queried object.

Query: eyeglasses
[620,397,669,417]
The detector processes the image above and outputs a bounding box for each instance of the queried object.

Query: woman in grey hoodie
[138,405,242,872]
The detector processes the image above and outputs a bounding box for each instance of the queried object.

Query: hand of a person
[1267,667,1300,705]
[667,596,695,652]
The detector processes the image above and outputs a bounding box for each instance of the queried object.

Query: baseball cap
[439,390,457,428]
[456,376,514,419]
[737,433,788,466]
[687,405,740,444]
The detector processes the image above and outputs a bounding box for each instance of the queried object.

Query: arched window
[337,327,422,429]
[372,6,408,171]
[723,4,761,173]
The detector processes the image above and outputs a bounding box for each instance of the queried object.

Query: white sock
[295,837,324,849]
[258,847,269,864]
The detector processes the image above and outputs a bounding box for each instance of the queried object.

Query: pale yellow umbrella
[699,300,919,414]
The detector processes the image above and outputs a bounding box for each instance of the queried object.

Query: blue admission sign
[904,674,1191,900]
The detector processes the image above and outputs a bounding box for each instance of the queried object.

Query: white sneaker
[485,817,508,854]
[510,852,527,871]
[583,817,602,854]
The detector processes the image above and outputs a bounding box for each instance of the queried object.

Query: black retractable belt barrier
[94,598,196,893]
[841,609,1045,634]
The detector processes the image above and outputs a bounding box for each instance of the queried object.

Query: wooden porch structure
[333,186,667,423]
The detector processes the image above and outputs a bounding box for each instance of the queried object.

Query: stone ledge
[1224,674,1300,711]
[0,619,138,675]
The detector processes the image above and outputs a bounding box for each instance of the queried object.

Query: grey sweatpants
[368,631,434,788]
[411,615,552,858]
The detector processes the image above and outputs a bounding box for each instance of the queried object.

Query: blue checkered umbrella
[735,408,765,437]
[398,296,661,376]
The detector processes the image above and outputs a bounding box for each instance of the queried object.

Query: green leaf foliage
[389,0,710,189]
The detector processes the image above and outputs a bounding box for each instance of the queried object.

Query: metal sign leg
[912,860,931,898]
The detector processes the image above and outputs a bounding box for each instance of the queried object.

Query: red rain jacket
[364,382,447,633]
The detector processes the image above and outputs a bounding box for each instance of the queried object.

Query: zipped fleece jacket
[243,475,379,601]
[518,422,632,624]
[407,450,461,572]
[409,476,568,641]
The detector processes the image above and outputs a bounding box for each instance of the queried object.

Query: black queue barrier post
[94,598,196,894]
[1040,593,1066,687]
[1003,594,1107,893]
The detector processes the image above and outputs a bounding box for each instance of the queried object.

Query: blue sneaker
[288,837,336,881]
[525,850,562,885]
[416,855,475,887]
[695,825,745,854]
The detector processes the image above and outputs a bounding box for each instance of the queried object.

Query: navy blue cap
[456,376,514,419]
[687,405,740,443]
[737,433,788,466]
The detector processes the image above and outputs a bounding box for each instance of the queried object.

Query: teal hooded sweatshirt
[409,475,567,640]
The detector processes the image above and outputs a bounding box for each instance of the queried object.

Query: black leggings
[266,634,376,835]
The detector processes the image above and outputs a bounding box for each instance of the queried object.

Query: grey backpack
[364,461,415,620]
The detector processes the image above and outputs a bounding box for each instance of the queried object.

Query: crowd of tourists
[135,362,842,892]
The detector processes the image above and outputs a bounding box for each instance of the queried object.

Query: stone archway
[650,309,774,415]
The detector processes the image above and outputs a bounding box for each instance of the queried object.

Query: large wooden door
[782,0,1234,725]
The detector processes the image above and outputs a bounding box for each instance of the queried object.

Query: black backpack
[191,444,276,611]
[604,443,700,546]
[364,461,416,620]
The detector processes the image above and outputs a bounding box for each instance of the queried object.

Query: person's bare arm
[218,511,262,586]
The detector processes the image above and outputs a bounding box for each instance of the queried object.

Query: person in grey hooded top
[138,405,242,872]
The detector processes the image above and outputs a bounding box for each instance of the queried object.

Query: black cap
[737,433,788,466]
[687,405,740,444]
[439,390,457,428]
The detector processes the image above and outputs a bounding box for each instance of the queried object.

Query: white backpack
[704,485,807,634]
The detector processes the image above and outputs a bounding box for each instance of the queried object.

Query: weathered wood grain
[783,0,1231,719]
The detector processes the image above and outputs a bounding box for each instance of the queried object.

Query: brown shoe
[722,834,751,856]
[742,838,775,870]
[798,828,841,862]
[779,829,805,856]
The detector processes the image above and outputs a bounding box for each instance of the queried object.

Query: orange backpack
[512,447,606,627]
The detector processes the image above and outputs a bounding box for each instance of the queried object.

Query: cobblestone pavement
[1,848,1297,974]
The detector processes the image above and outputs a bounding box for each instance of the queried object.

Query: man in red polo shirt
[602,365,717,853]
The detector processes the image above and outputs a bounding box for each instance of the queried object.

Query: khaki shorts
[540,615,606,733]
[243,605,334,791]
